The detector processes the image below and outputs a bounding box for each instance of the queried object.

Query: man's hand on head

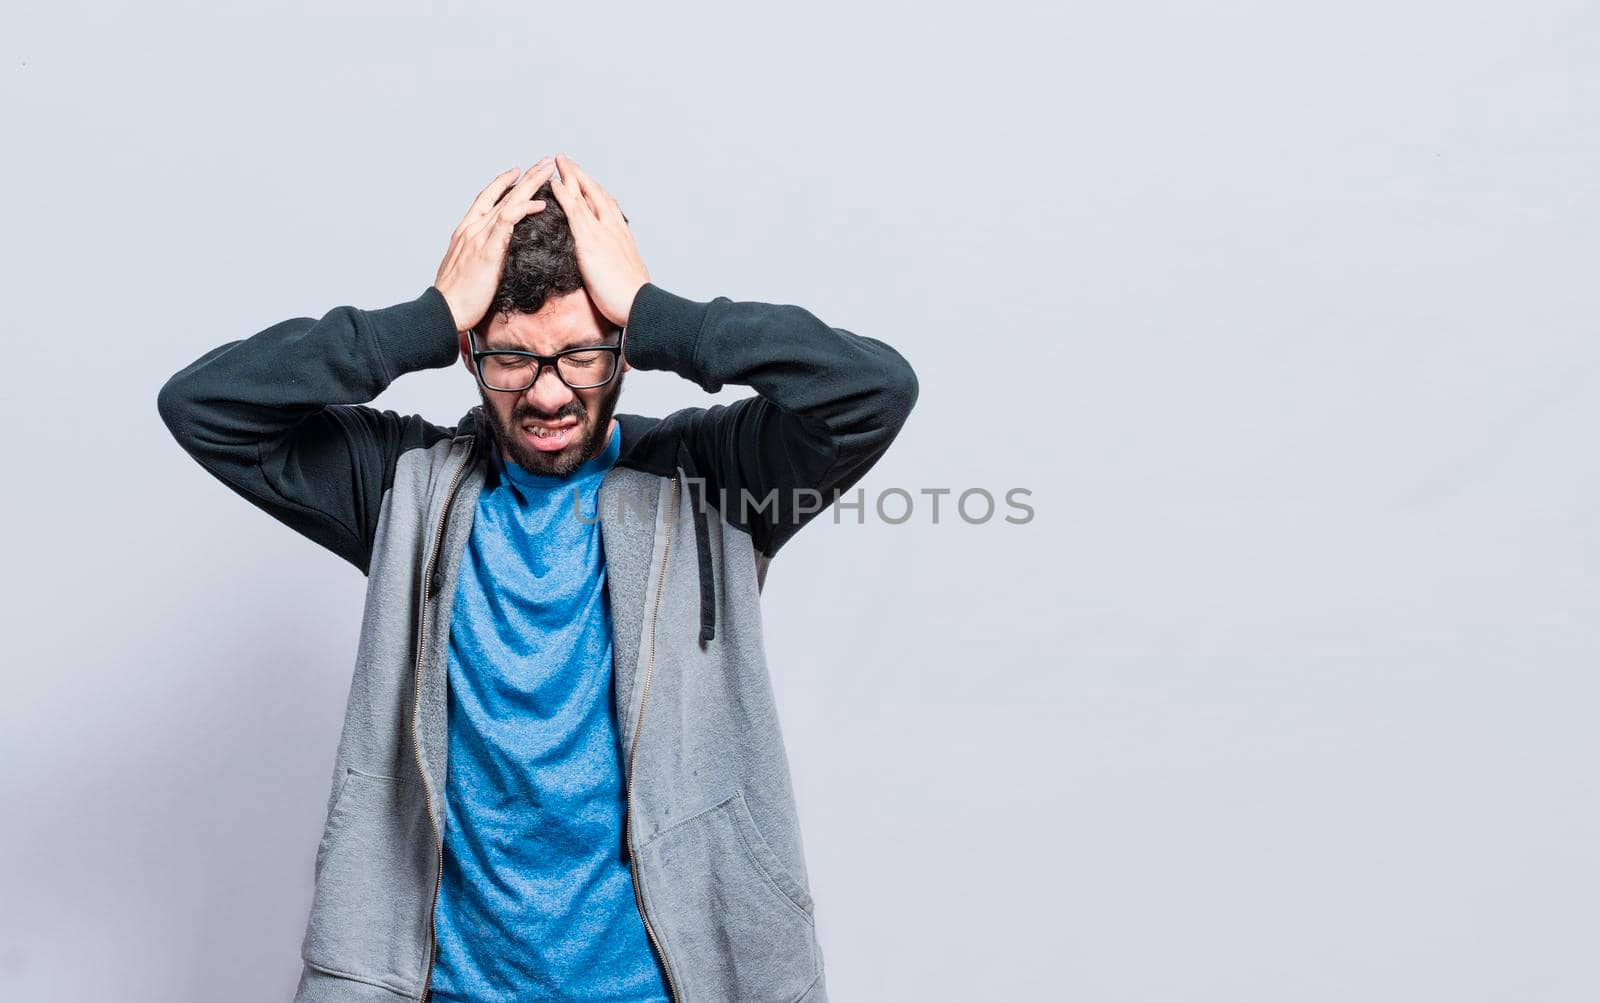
[548,153,651,340]
[434,159,557,334]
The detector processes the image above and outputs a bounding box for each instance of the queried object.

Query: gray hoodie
[157,281,918,1002]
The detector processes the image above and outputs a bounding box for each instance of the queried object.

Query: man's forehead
[482,293,619,351]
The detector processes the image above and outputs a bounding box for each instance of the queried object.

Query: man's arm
[624,282,919,557]
[157,160,560,573]
[155,286,462,574]
[534,152,919,556]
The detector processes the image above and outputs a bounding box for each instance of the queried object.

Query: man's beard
[482,372,624,479]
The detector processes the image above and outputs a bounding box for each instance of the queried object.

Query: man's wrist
[365,286,463,382]
[621,282,711,382]
[619,280,649,332]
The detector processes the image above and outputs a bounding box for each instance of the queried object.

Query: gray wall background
[3,1,1597,1000]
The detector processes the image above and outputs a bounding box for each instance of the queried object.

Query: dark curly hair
[473,179,626,339]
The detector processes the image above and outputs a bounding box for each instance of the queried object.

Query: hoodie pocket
[301,767,434,995]
[639,788,819,1002]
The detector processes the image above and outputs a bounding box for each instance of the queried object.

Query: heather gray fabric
[292,427,828,1002]
[627,478,825,1002]
[296,436,469,997]
[599,466,664,765]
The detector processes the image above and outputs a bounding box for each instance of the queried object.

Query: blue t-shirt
[428,422,671,1003]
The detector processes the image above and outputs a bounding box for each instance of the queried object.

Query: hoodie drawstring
[675,440,716,646]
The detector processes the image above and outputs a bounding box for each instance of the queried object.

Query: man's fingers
[568,157,627,226]
[571,160,623,224]
[464,167,522,225]
[505,157,555,203]
[555,154,608,222]
[467,196,546,243]
[464,158,554,241]
[547,166,587,228]
[458,158,549,239]
[500,199,548,223]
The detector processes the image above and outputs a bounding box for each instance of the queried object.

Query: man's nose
[523,365,576,412]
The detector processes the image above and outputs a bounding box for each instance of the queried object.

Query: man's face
[459,289,626,478]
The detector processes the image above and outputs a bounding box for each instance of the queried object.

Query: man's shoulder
[615,411,664,448]
[613,407,707,475]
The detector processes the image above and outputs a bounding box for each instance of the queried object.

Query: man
[157,153,917,1003]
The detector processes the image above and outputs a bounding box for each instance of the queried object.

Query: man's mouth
[521,418,580,452]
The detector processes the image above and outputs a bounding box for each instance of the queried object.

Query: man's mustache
[513,402,586,423]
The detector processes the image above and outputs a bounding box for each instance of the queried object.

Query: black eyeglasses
[467,327,626,392]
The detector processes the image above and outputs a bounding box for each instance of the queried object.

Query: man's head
[458,179,627,478]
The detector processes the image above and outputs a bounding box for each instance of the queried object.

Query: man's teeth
[526,424,572,438]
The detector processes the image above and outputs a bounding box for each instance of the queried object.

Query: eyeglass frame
[466,325,627,392]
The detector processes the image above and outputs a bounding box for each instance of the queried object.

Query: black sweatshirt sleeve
[622,281,919,557]
[155,285,463,574]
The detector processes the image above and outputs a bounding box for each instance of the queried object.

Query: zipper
[413,438,475,1003]
[623,475,682,1002]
